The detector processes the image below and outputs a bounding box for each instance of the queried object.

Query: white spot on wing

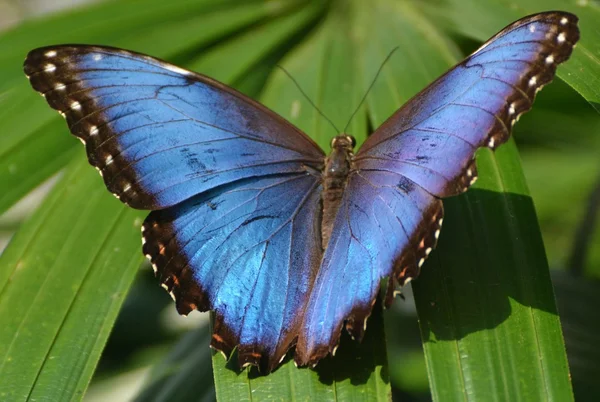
[528,76,537,87]
[488,137,495,148]
[425,247,432,256]
[557,32,566,43]
[44,63,56,73]
[418,258,425,268]
[332,345,339,356]
[70,101,81,111]
[90,125,98,136]
[93,54,103,61]
[55,82,66,91]
[545,55,555,65]
[45,50,57,58]
[470,176,478,186]
[434,229,440,239]
[105,155,113,166]
[508,103,515,115]
[123,183,132,192]
[529,24,536,33]
[560,17,568,25]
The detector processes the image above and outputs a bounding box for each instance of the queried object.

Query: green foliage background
[0,0,598,401]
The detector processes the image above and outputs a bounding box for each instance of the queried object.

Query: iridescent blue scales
[24,11,579,372]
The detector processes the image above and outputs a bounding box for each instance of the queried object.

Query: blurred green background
[0,0,598,401]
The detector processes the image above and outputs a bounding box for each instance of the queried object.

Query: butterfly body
[24,11,579,372]
[322,134,356,247]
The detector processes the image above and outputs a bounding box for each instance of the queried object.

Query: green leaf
[133,325,215,402]
[552,271,600,400]
[413,143,572,401]
[521,149,600,271]
[0,157,145,401]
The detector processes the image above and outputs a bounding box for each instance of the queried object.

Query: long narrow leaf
[0,157,145,400]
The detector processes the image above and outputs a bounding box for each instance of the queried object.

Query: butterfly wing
[24,45,326,371]
[142,173,323,371]
[24,45,324,209]
[296,170,443,365]
[296,11,579,365]
[357,12,579,198]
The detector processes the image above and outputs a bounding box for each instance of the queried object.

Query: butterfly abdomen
[321,135,356,247]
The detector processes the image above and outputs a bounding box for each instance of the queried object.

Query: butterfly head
[330,134,356,151]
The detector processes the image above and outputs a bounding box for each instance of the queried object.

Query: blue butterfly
[24,11,578,372]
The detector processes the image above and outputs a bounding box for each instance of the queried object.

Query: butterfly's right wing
[296,11,579,366]
[142,173,323,372]
[25,45,327,372]
[24,45,325,210]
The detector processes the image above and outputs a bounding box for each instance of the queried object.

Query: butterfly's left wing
[296,11,579,365]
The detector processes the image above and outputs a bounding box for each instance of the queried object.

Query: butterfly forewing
[357,12,578,197]
[24,45,324,210]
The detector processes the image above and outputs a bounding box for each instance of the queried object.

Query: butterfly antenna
[276,65,341,134]
[342,46,400,133]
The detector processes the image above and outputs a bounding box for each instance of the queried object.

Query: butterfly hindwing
[24,45,324,210]
[296,170,443,365]
[142,173,323,371]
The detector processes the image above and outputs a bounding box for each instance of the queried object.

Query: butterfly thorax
[321,134,356,248]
